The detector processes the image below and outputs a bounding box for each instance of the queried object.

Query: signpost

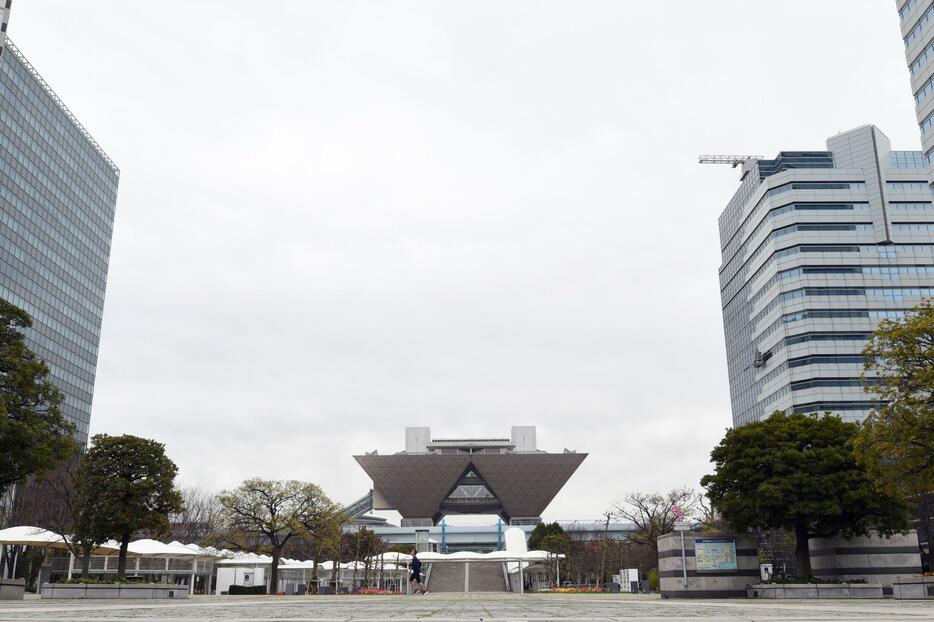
[673,519,692,588]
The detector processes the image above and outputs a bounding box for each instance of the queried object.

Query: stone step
[425,562,466,593]
[468,561,508,592]
[423,561,508,593]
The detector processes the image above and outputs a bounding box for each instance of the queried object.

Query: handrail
[5,39,120,176]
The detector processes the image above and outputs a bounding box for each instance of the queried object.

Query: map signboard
[694,538,737,571]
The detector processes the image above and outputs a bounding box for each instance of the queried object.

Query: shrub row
[228,584,267,595]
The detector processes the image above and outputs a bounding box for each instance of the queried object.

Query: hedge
[228,584,267,595]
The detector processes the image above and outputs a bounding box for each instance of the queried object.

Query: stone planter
[747,583,883,599]
[0,578,25,600]
[41,583,189,599]
[892,576,934,599]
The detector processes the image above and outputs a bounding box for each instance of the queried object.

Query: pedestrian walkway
[0,592,932,620]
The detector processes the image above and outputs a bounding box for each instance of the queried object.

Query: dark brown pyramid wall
[470,454,587,518]
[355,453,586,520]
[354,455,470,518]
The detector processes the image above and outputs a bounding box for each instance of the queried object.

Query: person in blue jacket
[409,549,427,595]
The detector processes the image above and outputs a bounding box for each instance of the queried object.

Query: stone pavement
[0,592,933,621]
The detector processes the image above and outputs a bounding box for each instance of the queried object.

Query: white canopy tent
[1,525,563,595]
[0,527,129,590]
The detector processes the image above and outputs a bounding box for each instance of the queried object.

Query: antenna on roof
[698,155,764,168]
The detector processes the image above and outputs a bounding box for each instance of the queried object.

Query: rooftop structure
[355,427,585,525]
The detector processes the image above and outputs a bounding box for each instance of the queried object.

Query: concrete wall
[658,532,758,598]
[405,427,430,453]
[41,583,189,599]
[748,583,883,599]
[892,576,934,599]
[0,578,25,600]
[810,530,923,593]
[510,426,536,452]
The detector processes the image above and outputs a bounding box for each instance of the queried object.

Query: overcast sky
[8,1,922,522]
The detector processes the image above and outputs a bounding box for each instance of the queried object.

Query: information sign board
[694,538,737,571]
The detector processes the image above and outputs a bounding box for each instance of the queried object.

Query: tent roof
[0,527,126,554]
[368,551,412,562]
[127,539,201,557]
[0,526,65,546]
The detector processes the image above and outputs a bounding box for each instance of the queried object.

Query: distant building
[0,40,120,444]
[717,125,934,426]
[366,519,636,554]
[355,426,585,526]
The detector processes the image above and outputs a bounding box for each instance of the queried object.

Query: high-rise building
[717,125,934,426]
[898,0,934,186]
[0,40,120,444]
[0,2,11,58]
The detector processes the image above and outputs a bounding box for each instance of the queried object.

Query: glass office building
[0,41,120,444]
[717,125,934,426]
[898,0,934,186]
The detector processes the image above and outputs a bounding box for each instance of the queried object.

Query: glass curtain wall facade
[718,125,934,426]
[0,42,120,444]
[899,0,934,185]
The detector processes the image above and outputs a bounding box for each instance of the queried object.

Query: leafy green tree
[218,479,341,595]
[856,299,934,496]
[297,511,344,594]
[702,412,910,576]
[75,434,183,578]
[528,522,567,551]
[0,299,75,497]
[540,532,570,555]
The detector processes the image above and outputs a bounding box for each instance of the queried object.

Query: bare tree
[696,493,727,532]
[168,487,222,544]
[599,511,612,585]
[612,488,699,556]
[3,457,104,579]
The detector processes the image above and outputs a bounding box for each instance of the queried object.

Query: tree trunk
[270,544,281,595]
[117,533,130,579]
[793,523,811,578]
[81,550,91,579]
[600,516,610,585]
[311,560,319,595]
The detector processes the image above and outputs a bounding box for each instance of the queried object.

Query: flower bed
[352,588,402,595]
[548,586,607,593]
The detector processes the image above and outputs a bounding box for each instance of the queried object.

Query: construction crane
[698,155,764,168]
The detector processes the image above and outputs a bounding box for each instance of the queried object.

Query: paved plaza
[0,593,933,621]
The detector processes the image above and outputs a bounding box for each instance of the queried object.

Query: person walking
[409,549,427,595]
